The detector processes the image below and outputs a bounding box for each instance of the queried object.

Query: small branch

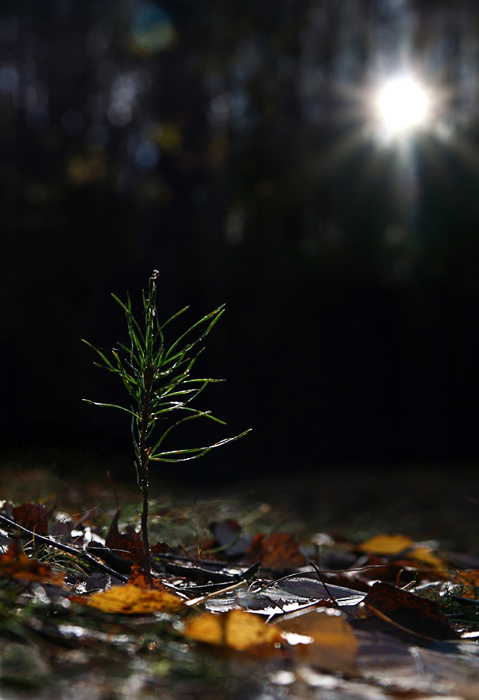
[309,560,339,608]
[0,514,128,583]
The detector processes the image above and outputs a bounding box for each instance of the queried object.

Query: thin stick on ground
[0,513,128,582]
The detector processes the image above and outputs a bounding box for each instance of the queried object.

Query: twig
[107,471,120,511]
[309,560,339,607]
[451,595,479,607]
[183,562,261,607]
[0,513,128,583]
[184,579,249,608]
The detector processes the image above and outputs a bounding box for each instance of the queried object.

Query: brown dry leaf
[0,542,64,585]
[277,608,358,675]
[363,581,458,640]
[247,533,306,571]
[183,609,283,652]
[359,533,444,569]
[452,570,479,599]
[87,583,184,614]
[128,564,170,590]
[105,510,146,567]
[11,502,53,536]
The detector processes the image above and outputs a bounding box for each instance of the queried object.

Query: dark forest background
[2,0,479,482]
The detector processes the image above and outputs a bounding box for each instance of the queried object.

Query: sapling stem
[83,270,250,577]
[138,363,153,574]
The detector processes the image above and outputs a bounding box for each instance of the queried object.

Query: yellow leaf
[87,584,184,614]
[184,609,283,651]
[409,546,444,570]
[359,534,443,569]
[360,534,415,555]
[277,608,357,675]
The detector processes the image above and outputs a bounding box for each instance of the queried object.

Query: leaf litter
[0,469,479,699]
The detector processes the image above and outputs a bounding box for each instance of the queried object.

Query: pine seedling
[83,270,250,576]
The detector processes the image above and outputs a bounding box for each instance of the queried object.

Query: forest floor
[0,451,479,700]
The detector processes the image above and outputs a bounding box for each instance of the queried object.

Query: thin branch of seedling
[83,270,251,577]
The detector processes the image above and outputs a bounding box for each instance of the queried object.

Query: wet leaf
[11,503,53,536]
[363,581,458,640]
[247,533,305,571]
[87,583,184,614]
[183,609,283,651]
[277,608,358,675]
[358,633,479,698]
[0,542,64,585]
[105,510,146,567]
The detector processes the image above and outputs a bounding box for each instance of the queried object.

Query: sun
[372,75,433,141]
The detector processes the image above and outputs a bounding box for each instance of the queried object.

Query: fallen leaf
[128,564,169,590]
[359,534,414,555]
[277,608,358,675]
[183,609,283,651]
[105,510,146,567]
[359,533,444,569]
[451,570,479,599]
[87,583,184,614]
[339,561,444,591]
[207,519,252,559]
[0,542,64,585]
[11,503,53,536]
[363,581,458,640]
[357,631,479,698]
[150,542,172,556]
[247,533,306,571]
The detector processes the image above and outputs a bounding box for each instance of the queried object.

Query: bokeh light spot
[156,123,182,153]
[135,140,160,169]
[131,5,176,55]
[108,102,132,127]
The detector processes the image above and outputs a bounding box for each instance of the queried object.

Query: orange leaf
[184,609,283,651]
[128,564,169,590]
[452,570,479,599]
[247,533,305,571]
[87,584,184,614]
[0,542,64,585]
[277,608,357,675]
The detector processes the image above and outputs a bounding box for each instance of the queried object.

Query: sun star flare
[372,74,433,140]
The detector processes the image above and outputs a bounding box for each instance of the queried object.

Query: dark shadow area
[2,0,479,483]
